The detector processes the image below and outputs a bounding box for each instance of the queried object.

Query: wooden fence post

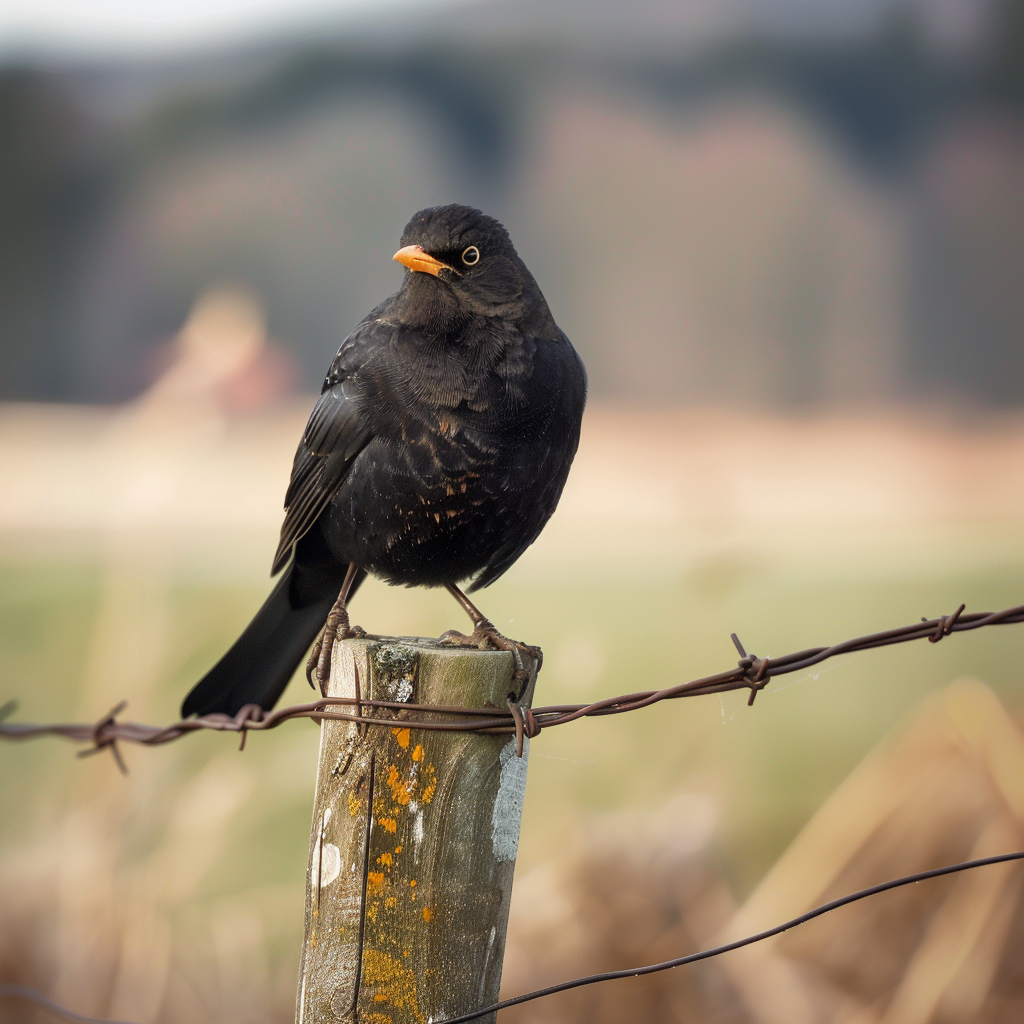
[296,636,537,1024]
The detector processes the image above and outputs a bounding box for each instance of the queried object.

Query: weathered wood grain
[296,637,536,1024]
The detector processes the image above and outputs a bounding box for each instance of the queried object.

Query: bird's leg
[438,583,542,688]
[307,562,366,691]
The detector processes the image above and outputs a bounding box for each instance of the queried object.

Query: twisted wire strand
[2,602,1021,760]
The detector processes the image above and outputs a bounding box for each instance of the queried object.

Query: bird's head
[393,205,528,327]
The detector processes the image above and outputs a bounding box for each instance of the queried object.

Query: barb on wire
[436,850,1024,1024]
[2,601,1023,763]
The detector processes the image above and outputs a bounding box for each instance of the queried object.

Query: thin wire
[435,850,1024,1024]
[0,984,139,1024]
[1,854,1021,1024]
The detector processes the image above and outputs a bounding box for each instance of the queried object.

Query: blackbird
[182,204,587,718]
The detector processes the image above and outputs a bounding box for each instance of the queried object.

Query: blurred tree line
[2,0,1024,406]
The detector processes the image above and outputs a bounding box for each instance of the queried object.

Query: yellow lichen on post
[296,637,536,1024]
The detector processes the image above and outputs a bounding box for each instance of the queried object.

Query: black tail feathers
[181,530,363,718]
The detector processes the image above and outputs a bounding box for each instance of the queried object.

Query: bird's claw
[306,618,366,693]
[438,621,541,691]
[437,628,490,650]
[306,635,325,689]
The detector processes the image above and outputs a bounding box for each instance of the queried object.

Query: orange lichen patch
[362,949,425,1023]
[392,727,411,749]
[378,852,393,867]
[411,744,424,762]
[403,949,410,958]
[387,764,413,806]
[379,816,397,833]
[422,907,433,923]
[421,765,437,804]
[364,1015,393,1024]
[367,872,385,888]
[409,879,417,888]
[385,896,397,909]
[348,791,363,817]
[394,845,402,854]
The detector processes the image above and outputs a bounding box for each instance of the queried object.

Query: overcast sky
[0,0,466,58]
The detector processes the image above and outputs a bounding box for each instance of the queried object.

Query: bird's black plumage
[182,205,586,718]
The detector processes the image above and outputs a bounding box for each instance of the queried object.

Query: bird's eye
[461,245,480,266]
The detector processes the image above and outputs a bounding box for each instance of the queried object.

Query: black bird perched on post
[182,205,587,718]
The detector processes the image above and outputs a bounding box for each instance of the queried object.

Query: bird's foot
[438,620,542,691]
[307,611,366,693]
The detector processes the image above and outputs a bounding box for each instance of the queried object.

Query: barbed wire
[4,850,1023,1024]
[2,601,1022,768]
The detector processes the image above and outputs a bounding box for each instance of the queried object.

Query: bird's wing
[270,336,377,575]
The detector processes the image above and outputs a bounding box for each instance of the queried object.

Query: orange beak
[393,244,452,277]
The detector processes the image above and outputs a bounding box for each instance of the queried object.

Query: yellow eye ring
[461,245,480,266]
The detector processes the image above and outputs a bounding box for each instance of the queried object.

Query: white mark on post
[412,809,425,846]
[491,738,529,861]
[319,843,341,887]
[312,838,342,889]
